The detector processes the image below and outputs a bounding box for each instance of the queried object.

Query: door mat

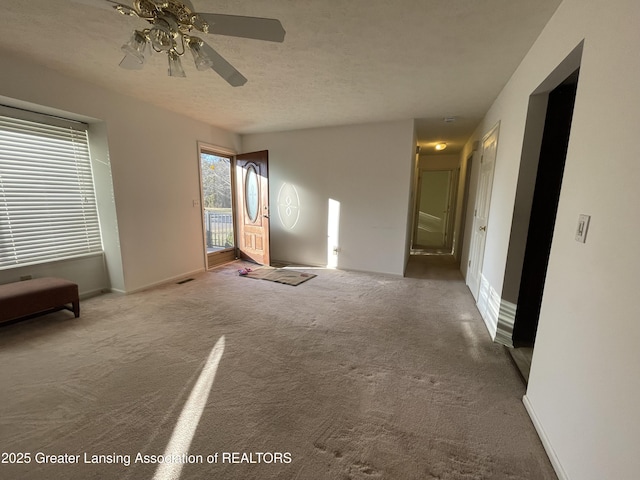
[240,267,316,286]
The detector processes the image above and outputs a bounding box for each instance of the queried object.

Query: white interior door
[466,124,499,300]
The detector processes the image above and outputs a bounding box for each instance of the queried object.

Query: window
[0,106,102,270]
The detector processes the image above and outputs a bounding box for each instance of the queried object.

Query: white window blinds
[0,106,103,270]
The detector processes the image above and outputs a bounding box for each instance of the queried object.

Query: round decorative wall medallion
[277,183,300,230]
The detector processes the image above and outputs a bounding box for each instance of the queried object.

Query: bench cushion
[0,277,79,323]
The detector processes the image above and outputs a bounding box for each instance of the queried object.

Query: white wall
[242,120,416,275]
[0,49,240,294]
[417,153,459,171]
[88,122,125,294]
[460,0,640,478]
[0,255,109,299]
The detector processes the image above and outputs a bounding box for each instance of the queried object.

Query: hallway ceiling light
[435,143,447,151]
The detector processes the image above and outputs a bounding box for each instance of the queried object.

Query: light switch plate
[575,214,590,243]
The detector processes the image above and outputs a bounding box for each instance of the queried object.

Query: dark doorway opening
[512,69,580,347]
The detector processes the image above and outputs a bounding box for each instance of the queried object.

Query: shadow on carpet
[239,266,316,286]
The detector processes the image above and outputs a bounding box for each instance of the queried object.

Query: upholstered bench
[0,277,79,324]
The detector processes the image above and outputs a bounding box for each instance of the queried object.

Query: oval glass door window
[245,165,260,222]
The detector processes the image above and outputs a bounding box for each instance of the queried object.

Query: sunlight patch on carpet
[152,335,226,480]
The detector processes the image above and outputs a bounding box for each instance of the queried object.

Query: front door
[235,151,270,265]
[466,123,499,300]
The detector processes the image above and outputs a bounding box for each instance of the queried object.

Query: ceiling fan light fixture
[149,19,175,52]
[121,30,150,63]
[115,4,138,17]
[188,37,213,71]
[102,0,286,85]
[168,50,186,77]
[119,54,144,70]
[190,14,209,33]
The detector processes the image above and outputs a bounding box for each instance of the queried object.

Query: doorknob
[479,226,486,231]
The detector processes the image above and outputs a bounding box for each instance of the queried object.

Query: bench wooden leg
[72,301,80,318]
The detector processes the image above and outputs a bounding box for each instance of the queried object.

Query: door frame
[197,142,238,269]
[455,152,474,260]
[411,168,459,252]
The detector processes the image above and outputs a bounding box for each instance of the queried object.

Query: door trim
[197,142,238,269]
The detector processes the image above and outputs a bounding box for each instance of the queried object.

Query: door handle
[479,226,486,231]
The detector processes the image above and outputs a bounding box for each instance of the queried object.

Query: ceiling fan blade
[70,0,129,12]
[196,13,286,42]
[200,41,247,87]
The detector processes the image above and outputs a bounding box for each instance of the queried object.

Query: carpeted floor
[0,256,557,480]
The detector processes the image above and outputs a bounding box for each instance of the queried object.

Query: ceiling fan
[74,0,286,86]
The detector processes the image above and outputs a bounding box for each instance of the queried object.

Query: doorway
[499,43,583,381]
[199,148,237,269]
[412,169,458,253]
[198,147,272,269]
[513,69,579,347]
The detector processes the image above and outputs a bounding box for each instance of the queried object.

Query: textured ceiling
[0,0,561,153]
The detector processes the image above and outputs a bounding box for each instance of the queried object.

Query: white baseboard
[487,283,500,338]
[523,395,569,480]
[79,288,109,300]
[475,275,517,347]
[495,299,516,347]
[477,274,498,340]
[125,268,206,294]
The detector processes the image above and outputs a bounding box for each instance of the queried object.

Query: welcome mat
[240,267,316,286]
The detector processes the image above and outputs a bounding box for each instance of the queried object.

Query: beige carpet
[0,256,557,480]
